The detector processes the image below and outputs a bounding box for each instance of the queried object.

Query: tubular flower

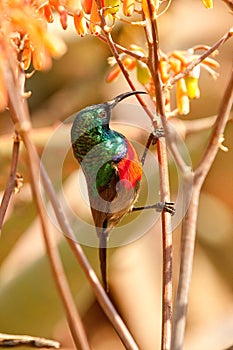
[37,0,176,36]
[176,78,190,115]
[74,9,88,36]
[165,49,219,115]
[123,0,136,17]
[107,46,219,116]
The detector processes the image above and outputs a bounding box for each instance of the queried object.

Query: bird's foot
[133,201,175,216]
[141,128,165,165]
[151,127,165,144]
[153,201,175,216]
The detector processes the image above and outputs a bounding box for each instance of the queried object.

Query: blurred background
[0,0,232,349]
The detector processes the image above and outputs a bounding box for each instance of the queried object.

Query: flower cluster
[0,0,68,110]
[71,0,213,36]
[0,0,215,111]
[106,46,219,115]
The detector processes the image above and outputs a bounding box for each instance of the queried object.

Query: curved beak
[107,90,147,109]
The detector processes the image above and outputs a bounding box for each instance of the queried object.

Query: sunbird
[71,91,174,291]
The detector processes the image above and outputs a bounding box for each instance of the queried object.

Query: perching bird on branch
[71,91,175,291]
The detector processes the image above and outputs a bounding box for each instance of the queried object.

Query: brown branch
[0,333,60,348]
[98,34,148,62]
[167,27,233,87]
[145,2,173,349]
[3,45,90,350]
[195,67,233,179]
[0,134,20,232]
[172,66,233,350]
[221,0,233,11]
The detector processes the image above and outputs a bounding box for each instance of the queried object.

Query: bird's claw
[132,201,176,215]
[154,201,176,216]
[152,128,165,144]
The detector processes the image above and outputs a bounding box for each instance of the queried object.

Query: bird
[71,90,147,291]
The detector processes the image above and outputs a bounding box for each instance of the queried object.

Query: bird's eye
[99,110,107,119]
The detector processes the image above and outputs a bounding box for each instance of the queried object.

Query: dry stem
[0,134,20,232]
[167,28,233,87]
[144,2,173,349]
[172,66,233,350]
[0,333,60,348]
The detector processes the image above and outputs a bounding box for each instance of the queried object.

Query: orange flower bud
[32,47,52,71]
[74,9,88,36]
[159,60,169,83]
[176,78,190,115]
[106,66,121,82]
[59,8,68,30]
[122,0,135,16]
[171,51,187,66]
[82,0,93,14]
[122,57,136,70]
[89,0,101,35]
[43,4,54,23]
[169,57,182,74]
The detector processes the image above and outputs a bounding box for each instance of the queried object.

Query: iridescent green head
[71,90,146,143]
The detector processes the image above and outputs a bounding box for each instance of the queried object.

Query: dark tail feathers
[99,230,108,292]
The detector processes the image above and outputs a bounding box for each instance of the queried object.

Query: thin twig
[0,333,60,348]
[0,134,20,232]
[167,27,233,87]
[98,34,148,62]
[172,66,233,350]
[3,45,91,350]
[145,2,173,349]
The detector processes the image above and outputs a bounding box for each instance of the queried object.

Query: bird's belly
[105,180,140,231]
[90,178,140,236]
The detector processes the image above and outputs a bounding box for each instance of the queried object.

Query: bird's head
[71,91,147,138]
